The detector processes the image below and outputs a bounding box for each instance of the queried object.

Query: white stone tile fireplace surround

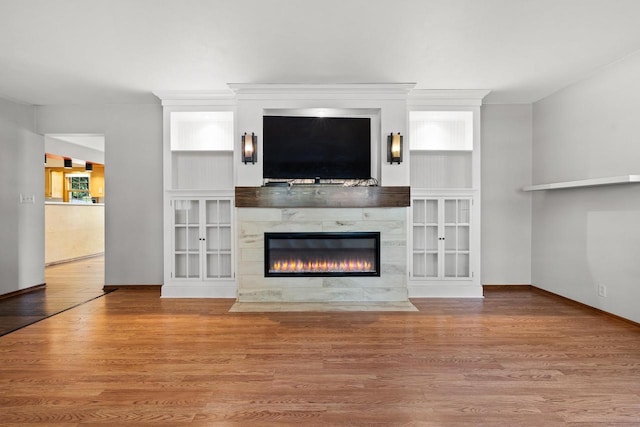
[237,207,408,302]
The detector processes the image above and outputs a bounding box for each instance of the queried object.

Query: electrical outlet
[597,284,607,297]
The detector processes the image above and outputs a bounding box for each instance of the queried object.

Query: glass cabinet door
[173,199,201,279]
[443,199,470,278]
[173,198,233,280]
[412,197,471,280]
[205,200,233,279]
[412,198,440,278]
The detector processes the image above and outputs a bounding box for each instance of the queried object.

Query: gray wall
[36,104,163,286]
[481,104,532,285]
[532,51,640,323]
[9,100,536,293]
[0,98,44,295]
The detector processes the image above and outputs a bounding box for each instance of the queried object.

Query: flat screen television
[263,115,371,180]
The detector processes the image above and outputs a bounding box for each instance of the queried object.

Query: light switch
[20,194,35,204]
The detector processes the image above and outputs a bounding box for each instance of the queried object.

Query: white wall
[18,129,45,288]
[0,98,44,295]
[0,105,20,295]
[36,104,163,286]
[532,51,640,323]
[481,104,532,285]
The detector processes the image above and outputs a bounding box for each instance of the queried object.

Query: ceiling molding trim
[227,83,417,100]
[152,86,490,105]
[152,90,236,106]
[408,89,491,106]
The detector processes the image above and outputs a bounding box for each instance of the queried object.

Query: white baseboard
[408,283,483,298]
[161,282,237,298]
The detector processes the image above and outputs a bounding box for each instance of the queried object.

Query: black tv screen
[263,115,371,180]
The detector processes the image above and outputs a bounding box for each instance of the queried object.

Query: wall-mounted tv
[263,115,371,180]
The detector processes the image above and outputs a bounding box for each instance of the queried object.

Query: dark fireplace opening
[264,232,380,277]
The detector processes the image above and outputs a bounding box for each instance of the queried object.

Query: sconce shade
[63,158,72,169]
[242,132,258,164]
[387,133,403,164]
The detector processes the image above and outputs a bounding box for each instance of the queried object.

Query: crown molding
[152,86,491,105]
[227,83,417,99]
[152,90,236,106]
[408,89,491,106]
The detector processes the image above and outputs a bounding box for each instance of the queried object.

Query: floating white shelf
[523,175,640,191]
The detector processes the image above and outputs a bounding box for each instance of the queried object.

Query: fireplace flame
[271,258,373,273]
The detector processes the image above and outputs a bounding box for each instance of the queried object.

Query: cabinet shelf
[523,175,640,191]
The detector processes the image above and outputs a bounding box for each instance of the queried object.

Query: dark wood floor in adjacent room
[0,256,107,336]
[0,270,639,425]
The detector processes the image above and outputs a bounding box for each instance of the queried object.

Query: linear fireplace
[264,232,381,277]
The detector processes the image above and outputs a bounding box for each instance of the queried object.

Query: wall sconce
[63,158,72,169]
[242,132,257,164]
[85,162,93,172]
[387,133,403,164]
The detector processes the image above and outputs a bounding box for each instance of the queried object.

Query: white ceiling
[49,134,105,152]
[1,0,640,105]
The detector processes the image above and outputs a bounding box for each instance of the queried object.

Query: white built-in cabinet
[157,97,238,298]
[407,98,484,297]
[155,87,487,299]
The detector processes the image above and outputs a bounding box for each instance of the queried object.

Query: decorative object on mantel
[387,132,403,164]
[522,175,640,191]
[241,132,257,164]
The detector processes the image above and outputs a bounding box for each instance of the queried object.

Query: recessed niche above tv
[263,115,372,181]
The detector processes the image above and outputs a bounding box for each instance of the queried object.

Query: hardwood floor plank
[1,275,639,425]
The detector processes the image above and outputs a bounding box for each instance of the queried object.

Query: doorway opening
[44,134,105,291]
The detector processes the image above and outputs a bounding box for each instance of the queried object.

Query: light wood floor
[0,267,639,425]
[45,255,105,292]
